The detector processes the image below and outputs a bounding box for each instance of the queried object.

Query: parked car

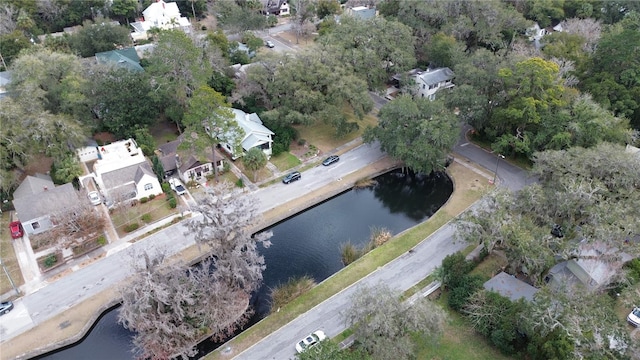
[0,301,13,315]
[265,40,275,48]
[628,307,640,327]
[322,155,340,166]
[9,221,23,239]
[169,178,187,195]
[295,330,326,353]
[88,191,102,206]
[282,171,301,184]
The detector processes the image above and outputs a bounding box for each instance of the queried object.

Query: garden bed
[37,251,64,272]
[71,235,106,257]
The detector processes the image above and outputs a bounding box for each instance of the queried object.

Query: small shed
[483,272,538,302]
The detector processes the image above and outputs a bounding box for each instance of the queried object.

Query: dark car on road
[282,171,301,184]
[322,155,340,166]
[0,301,13,315]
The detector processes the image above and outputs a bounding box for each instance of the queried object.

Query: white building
[406,67,455,100]
[79,139,162,202]
[130,0,191,41]
[220,109,274,160]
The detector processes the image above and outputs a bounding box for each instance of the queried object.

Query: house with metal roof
[220,109,274,160]
[95,48,143,72]
[410,67,455,100]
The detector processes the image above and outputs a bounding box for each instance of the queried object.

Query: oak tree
[364,95,458,174]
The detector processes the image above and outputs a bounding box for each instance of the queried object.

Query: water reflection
[36,169,452,360]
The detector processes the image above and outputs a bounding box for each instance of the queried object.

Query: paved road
[454,126,536,191]
[255,143,386,213]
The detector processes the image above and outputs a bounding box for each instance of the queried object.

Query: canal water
[37,169,453,359]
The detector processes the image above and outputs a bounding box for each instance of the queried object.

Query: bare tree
[118,252,251,360]
[184,182,272,292]
[47,202,107,249]
[343,283,445,360]
[0,4,17,35]
[561,17,602,53]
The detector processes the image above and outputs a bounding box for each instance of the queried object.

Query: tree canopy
[364,95,458,174]
[234,50,373,136]
[317,16,416,90]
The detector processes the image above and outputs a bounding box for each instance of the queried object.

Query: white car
[88,191,102,206]
[295,330,326,353]
[169,178,187,196]
[628,307,640,327]
[265,40,275,48]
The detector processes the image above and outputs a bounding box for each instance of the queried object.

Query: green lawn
[270,152,301,172]
[0,212,24,296]
[416,302,514,360]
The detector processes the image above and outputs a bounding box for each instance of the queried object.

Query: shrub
[124,223,140,232]
[298,138,306,146]
[269,276,316,313]
[149,194,156,200]
[168,197,177,208]
[341,243,361,266]
[223,161,231,173]
[44,254,58,268]
[161,182,171,193]
[141,214,152,223]
[235,178,244,187]
[96,235,107,246]
[448,274,484,311]
[140,197,149,204]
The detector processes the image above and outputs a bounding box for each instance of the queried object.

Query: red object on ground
[9,221,23,239]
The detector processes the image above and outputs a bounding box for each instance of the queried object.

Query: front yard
[0,212,25,296]
[110,194,179,237]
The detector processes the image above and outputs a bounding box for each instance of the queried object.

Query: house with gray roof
[483,271,539,302]
[95,48,143,72]
[220,109,274,160]
[12,174,82,235]
[157,136,224,183]
[393,67,455,101]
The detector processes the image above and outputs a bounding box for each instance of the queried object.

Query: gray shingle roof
[417,67,455,86]
[13,174,55,200]
[101,161,153,190]
[13,183,80,222]
[483,272,538,301]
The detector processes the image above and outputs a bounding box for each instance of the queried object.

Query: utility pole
[0,257,20,296]
[491,154,505,185]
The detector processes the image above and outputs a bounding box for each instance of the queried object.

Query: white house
[130,0,191,41]
[79,139,162,202]
[261,0,290,16]
[403,67,455,101]
[220,109,274,160]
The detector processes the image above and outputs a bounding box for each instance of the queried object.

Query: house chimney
[175,154,181,167]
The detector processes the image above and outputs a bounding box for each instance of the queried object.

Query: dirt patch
[275,29,317,47]
[21,154,54,178]
[93,132,116,145]
[150,118,180,145]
